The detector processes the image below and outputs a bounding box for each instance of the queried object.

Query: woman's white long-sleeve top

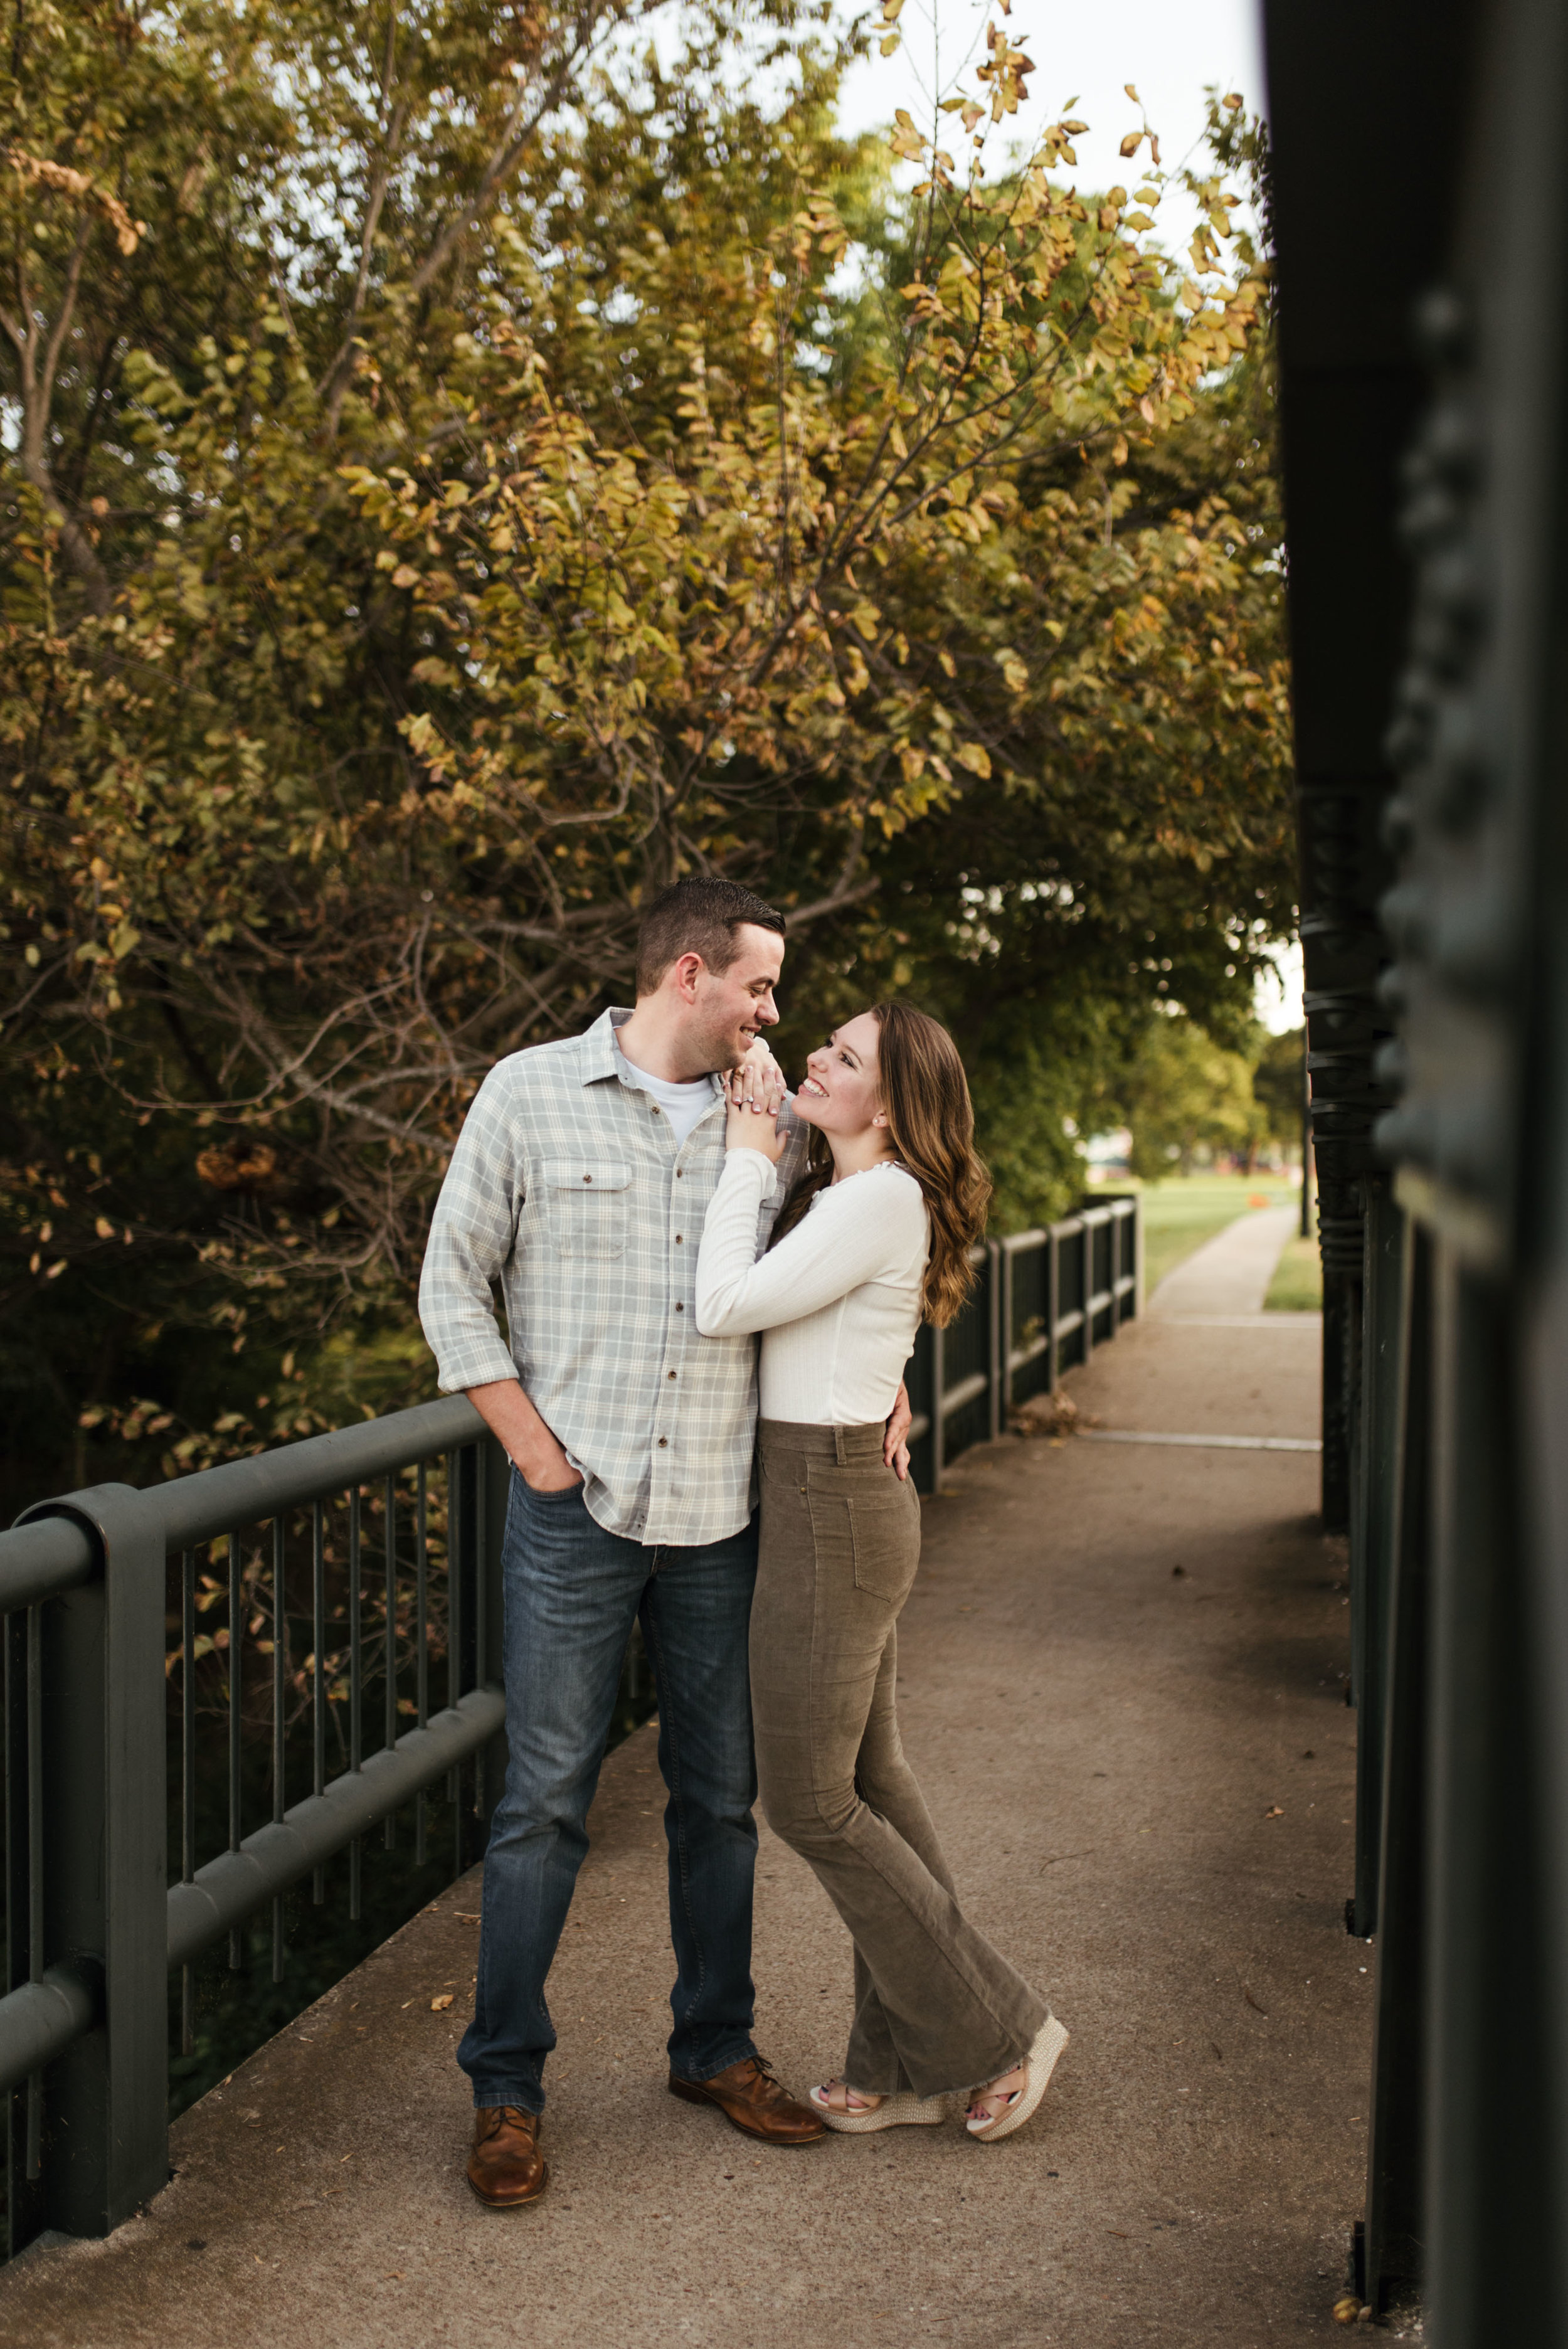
[694,1148,928,1424]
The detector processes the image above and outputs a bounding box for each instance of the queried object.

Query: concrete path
[1150,1203,1305,1320]
[0,1216,1383,2349]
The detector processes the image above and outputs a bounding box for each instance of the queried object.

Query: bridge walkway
[0,1210,1377,2349]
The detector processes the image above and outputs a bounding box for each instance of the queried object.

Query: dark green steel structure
[1267,0,1568,2333]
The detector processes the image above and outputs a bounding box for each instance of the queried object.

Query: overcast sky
[835,0,1266,255]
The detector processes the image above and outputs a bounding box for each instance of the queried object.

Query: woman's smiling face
[795,1012,887,1138]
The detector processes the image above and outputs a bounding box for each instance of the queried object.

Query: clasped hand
[724,1038,789,1164]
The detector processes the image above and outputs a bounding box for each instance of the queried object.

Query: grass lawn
[1119,1173,1304,1296]
[1264,1231,1324,1312]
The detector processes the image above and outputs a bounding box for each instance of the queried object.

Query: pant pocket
[848,1487,921,1603]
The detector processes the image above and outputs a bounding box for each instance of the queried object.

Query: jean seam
[640,1597,709,2034]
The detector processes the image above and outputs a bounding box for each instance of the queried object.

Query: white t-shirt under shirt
[617,1049,717,1147]
[695,1152,928,1424]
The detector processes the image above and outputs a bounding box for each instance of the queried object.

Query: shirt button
[675,1302,684,1313]
[658,1437,668,1448]
[675,1234,683,1244]
[652,1106,660,1116]
[675,1169,684,1179]
[667,1369,676,1379]
[583,1174,592,1184]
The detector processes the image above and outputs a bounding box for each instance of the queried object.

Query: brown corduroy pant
[751,1418,1050,2099]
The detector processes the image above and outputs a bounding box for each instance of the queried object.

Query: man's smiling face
[692,923,784,1070]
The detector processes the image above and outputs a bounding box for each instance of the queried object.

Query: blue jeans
[457,1471,761,2113]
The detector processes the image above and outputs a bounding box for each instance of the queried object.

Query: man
[419,876,911,2209]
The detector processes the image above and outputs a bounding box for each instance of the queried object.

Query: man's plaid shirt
[419,1007,806,1546]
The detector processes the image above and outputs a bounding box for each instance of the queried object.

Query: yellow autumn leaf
[955,743,992,778]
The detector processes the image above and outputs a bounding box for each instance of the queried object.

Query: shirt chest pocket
[543,1159,632,1259]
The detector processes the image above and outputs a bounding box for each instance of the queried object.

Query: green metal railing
[904,1197,1142,1491]
[0,1400,506,2251]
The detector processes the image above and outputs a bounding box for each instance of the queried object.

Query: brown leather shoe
[668,2055,827,2145]
[466,2105,549,2208]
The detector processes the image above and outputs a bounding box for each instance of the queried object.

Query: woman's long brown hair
[768,1002,992,1326]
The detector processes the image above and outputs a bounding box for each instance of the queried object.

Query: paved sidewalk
[1150,1203,1305,1320]
[0,1216,1377,2349]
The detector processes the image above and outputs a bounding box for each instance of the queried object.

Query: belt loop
[835,1426,849,1465]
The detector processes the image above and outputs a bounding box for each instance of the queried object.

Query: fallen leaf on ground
[1264,1805,1285,1818]
[431,1993,454,2011]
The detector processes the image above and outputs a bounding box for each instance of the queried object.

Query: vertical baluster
[474,1456,487,1823]
[447,1451,461,1874]
[4,1609,19,2246]
[311,1502,326,1904]
[349,1488,362,1924]
[228,1530,243,1970]
[181,1550,196,2057]
[448,1448,462,1720]
[384,1473,397,1852]
[25,1604,42,2181]
[272,1516,286,1983]
[415,1461,428,1865]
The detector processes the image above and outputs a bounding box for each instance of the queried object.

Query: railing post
[930,1321,947,1489]
[14,1486,167,2237]
[987,1240,1003,1441]
[1047,1226,1060,1392]
[1133,1194,1145,1319]
[1080,1223,1094,1365]
[1362,1216,1430,2314]
[1352,1175,1406,1936]
[476,1435,511,1840]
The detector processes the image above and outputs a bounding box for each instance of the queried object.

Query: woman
[695,1002,1067,2140]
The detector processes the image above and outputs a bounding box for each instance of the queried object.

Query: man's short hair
[635,876,786,997]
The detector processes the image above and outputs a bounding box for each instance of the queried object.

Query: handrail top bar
[993,1197,1133,1257]
[1,1392,484,1597]
[154,1393,484,1552]
[0,1512,97,1615]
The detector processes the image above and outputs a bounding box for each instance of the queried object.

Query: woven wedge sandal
[965,2016,1071,2143]
[808,2079,948,2134]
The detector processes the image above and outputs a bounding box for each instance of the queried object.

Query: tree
[1252,1025,1306,1155]
[1119,1012,1266,1179]
[0,3,1290,1497]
